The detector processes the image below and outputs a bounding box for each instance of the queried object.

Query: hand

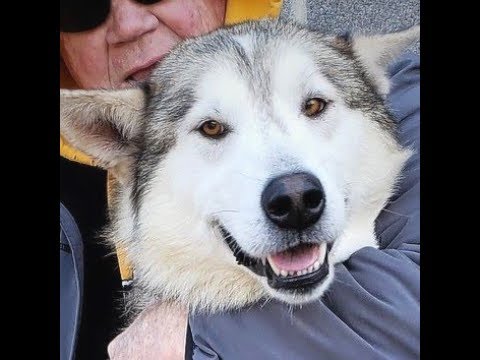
[108,301,188,360]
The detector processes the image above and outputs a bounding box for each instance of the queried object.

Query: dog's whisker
[237,172,263,182]
[210,209,240,215]
[287,304,296,324]
[259,297,271,309]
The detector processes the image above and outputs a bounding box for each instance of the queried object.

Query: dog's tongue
[269,244,319,272]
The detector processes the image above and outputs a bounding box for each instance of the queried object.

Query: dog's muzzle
[220,225,331,291]
[219,172,331,292]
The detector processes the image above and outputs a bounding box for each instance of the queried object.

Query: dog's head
[60,19,418,312]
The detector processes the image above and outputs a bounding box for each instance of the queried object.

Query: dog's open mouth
[219,225,330,291]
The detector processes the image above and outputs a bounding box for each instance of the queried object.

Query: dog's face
[61,20,418,312]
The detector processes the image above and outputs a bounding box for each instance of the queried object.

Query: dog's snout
[262,172,325,230]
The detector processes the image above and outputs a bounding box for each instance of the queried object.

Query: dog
[60,8,419,316]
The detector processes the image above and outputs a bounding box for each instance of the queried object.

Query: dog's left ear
[60,88,145,180]
[350,25,420,97]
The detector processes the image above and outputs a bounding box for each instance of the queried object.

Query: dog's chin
[262,263,335,305]
[218,224,334,304]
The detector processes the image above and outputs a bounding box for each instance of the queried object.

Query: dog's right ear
[346,25,420,97]
[60,88,145,171]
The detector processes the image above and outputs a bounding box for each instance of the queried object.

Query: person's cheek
[61,34,111,89]
[76,52,111,88]
[154,0,225,38]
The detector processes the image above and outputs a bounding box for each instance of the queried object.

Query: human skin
[107,302,188,360]
[61,0,226,89]
[61,1,226,358]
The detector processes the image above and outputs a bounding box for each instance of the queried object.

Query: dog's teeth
[262,258,266,266]
[318,243,327,264]
[269,245,328,278]
[267,257,281,276]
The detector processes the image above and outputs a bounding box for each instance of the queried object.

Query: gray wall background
[283,0,420,53]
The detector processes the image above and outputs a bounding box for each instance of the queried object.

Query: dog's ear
[279,0,308,26]
[60,88,145,172]
[350,25,420,97]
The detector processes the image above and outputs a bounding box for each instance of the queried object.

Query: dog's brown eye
[303,98,327,117]
[200,120,225,138]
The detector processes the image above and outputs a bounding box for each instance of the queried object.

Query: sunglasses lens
[60,0,110,32]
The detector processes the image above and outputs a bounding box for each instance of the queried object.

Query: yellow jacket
[60,0,283,283]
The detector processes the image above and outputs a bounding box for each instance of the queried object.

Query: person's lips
[125,56,164,83]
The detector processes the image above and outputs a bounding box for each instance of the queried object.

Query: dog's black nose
[261,172,325,230]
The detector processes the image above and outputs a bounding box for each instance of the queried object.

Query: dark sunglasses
[60,0,162,33]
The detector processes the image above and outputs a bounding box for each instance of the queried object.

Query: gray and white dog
[60,3,419,315]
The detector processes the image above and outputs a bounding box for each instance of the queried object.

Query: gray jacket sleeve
[188,53,420,360]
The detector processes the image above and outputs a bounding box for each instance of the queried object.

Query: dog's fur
[60,8,419,316]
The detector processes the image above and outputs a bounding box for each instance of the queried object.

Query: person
[60,0,419,359]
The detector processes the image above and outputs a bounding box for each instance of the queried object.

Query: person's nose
[106,0,159,45]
